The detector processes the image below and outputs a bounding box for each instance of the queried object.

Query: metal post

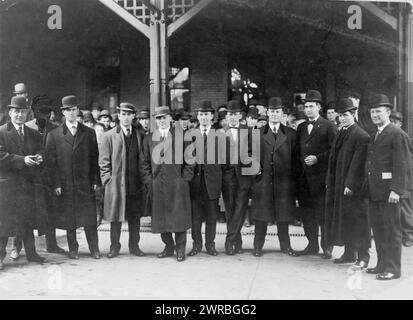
[159,0,168,106]
[398,3,406,114]
[406,7,413,137]
[149,0,161,130]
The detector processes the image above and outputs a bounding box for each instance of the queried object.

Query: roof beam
[98,0,151,38]
[167,0,214,38]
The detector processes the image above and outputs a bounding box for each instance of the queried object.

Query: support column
[407,8,413,137]
[158,0,168,106]
[398,3,406,114]
[149,2,161,130]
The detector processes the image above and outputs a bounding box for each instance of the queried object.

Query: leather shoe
[252,248,263,257]
[234,247,244,254]
[322,249,332,259]
[206,247,218,256]
[403,239,413,247]
[27,253,46,263]
[188,247,201,257]
[47,245,66,254]
[334,256,357,264]
[376,272,400,280]
[9,249,20,261]
[68,251,79,260]
[366,267,381,274]
[157,248,174,258]
[282,247,299,257]
[130,247,145,257]
[107,250,119,259]
[176,252,186,262]
[298,246,319,255]
[225,247,236,255]
[352,260,368,270]
[91,251,102,259]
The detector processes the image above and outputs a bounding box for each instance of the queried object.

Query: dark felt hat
[137,108,150,119]
[335,98,357,113]
[268,97,283,109]
[248,99,258,106]
[369,94,393,109]
[195,100,214,113]
[326,101,336,110]
[258,115,268,121]
[7,96,28,109]
[153,106,171,118]
[83,112,94,123]
[227,100,242,113]
[247,107,260,119]
[61,95,78,110]
[98,109,112,120]
[390,111,403,122]
[117,102,136,113]
[304,90,322,103]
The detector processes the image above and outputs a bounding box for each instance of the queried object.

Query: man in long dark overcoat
[0,96,47,270]
[296,90,337,258]
[251,97,299,257]
[365,94,410,280]
[45,95,101,260]
[140,106,194,262]
[324,98,371,269]
[99,102,146,258]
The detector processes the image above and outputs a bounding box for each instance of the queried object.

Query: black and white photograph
[1,0,413,303]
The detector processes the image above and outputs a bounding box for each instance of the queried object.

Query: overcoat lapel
[273,127,287,151]
[62,124,74,147]
[73,124,86,151]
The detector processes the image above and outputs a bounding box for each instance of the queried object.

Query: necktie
[374,130,381,143]
[18,126,24,144]
[71,125,77,136]
[126,128,131,138]
[307,121,314,135]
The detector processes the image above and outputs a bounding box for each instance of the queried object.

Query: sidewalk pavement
[0,220,412,300]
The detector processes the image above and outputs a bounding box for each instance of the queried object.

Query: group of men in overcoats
[0,88,411,281]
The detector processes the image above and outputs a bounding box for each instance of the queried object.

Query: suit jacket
[0,122,48,237]
[99,125,145,222]
[366,123,410,201]
[188,127,224,201]
[45,122,100,229]
[296,116,337,194]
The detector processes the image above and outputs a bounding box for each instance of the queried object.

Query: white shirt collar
[269,122,280,132]
[120,124,132,135]
[377,121,391,132]
[309,115,320,123]
[66,121,78,129]
[12,122,24,133]
[200,125,211,135]
[159,127,170,137]
[342,123,355,130]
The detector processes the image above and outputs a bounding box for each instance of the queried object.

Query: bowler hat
[268,97,283,109]
[247,107,259,119]
[326,101,336,110]
[227,100,242,113]
[369,94,393,109]
[348,91,361,100]
[195,99,214,113]
[335,98,357,113]
[13,83,27,95]
[248,99,258,107]
[153,106,171,118]
[98,109,112,121]
[61,95,78,110]
[257,98,267,107]
[117,102,136,113]
[177,110,191,120]
[390,111,403,122]
[137,108,150,119]
[7,96,28,109]
[304,90,322,103]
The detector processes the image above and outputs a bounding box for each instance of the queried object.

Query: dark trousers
[110,196,141,252]
[161,232,187,253]
[253,221,292,250]
[369,200,402,276]
[341,244,370,264]
[401,190,413,242]
[222,172,252,249]
[0,226,37,259]
[299,179,328,252]
[191,173,218,249]
[12,225,59,252]
[67,226,99,254]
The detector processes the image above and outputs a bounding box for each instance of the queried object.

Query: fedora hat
[137,108,150,119]
[117,102,136,113]
[83,112,94,123]
[226,100,242,113]
[268,97,283,109]
[304,90,322,103]
[98,109,112,121]
[61,95,78,110]
[13,83,27,95]
[7,96,28,109]
[153,106,171,118]
[369,94,393,109]
[195,99,214,113]
[335,98,357,113]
